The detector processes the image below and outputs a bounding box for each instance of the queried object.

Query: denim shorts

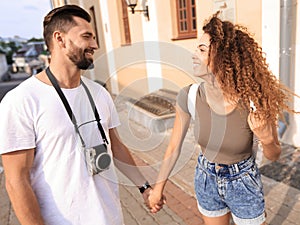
[194,154,265,225]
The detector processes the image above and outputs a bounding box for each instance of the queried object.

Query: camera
[84,144,111,176]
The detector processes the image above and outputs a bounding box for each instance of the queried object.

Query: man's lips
[85,49,94,56]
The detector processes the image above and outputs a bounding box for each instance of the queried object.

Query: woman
[148,12,297,225]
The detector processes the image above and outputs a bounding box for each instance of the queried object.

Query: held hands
[143,187,167,213]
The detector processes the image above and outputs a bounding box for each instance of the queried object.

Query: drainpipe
[278,0,297,138]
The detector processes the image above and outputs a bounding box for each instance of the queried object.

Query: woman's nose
[192,51,200,60]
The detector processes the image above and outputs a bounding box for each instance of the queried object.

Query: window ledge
[171,35,197,41]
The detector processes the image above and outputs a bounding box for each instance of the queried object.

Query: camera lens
[96,153,111,170]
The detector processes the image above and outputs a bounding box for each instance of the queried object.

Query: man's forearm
[113,146,148,187]
[6,179,45,225]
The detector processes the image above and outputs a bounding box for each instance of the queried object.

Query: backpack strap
[187,83,200,120]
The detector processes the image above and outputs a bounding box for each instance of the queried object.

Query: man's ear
[53,31,65,48]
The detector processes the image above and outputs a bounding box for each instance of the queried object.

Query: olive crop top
[177,83,253,164]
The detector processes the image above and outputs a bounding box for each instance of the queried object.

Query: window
[121,0,131,45]
[175,0,197,40]
[89,6,100,47]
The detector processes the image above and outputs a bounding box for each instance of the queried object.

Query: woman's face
[193,33,212,77]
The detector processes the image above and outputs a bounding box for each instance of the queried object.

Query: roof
[13,43,45,58]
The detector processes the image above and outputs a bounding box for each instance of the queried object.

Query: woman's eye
[197,45,206,52]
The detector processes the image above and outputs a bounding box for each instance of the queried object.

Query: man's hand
[147,188,167,213]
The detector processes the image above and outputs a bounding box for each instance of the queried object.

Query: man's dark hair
[43,4,91,52]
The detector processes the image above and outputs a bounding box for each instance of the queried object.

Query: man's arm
[109,128,165,210]
[109,128,149,187]
[2,149,45,225]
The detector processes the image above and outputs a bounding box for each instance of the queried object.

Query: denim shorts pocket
[194,164,207,194]
[243,166,263,190]
[239,166,263,196]
[194,165,206,187]
[227,166,265,221]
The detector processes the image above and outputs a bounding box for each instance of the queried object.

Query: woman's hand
[147,188,167,213]
[248,112,281,161]
[247,112,274,144]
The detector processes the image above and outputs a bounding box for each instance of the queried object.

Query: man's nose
[91,39,99,50]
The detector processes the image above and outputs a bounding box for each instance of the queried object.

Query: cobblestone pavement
[1,100,300,225]
[260,146,300,190]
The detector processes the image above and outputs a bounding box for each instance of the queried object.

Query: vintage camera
[84,144,111,176]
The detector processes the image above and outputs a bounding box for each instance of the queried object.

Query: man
[0,5,163,225]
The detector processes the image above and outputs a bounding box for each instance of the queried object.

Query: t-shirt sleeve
[0,92,36,154]
[176,85,191,114]
[108,98,120,129]
[102,89,120,129]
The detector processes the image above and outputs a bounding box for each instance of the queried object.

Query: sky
[0,0,52,39]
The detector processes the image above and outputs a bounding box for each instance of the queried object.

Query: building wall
[294,0,300,146]
[281,0,300,147]
[51,0,263,95]
[50,0,300,146]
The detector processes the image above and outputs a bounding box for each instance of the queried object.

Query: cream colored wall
[282,1,300,147]
[107,0,122,48]
[113,2,145,95]
[292,1,300,146]
[149,0,263,92]
[236,0,262,44]
[153,0,198,90]
[50,0,264,94]
[114,67,148,98]
[196,0,262,43]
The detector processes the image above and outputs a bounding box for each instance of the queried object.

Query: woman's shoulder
[177,83,202,113]
[177,83,203,98]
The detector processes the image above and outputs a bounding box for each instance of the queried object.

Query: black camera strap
[81,81,109,145]
[45,67,109,147]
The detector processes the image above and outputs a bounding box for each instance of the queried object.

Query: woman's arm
[259,123,281,161]
[148,104,191,213]
[248,114,281,161]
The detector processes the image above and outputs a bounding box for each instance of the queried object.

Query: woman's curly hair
[203,11,297,124]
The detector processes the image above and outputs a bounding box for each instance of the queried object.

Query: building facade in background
[49,0,300,146]
[0,50,8,79]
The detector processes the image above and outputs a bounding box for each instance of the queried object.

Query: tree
[0,41,20,65]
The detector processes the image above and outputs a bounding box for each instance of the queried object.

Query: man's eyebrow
[82,31,93,36]
[81,31,96,39]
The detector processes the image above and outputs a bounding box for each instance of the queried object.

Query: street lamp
[125,0,149,21]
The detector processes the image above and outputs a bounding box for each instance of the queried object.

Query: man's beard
[67,40,95,70]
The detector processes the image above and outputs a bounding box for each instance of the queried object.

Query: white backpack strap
[187,83,199,120]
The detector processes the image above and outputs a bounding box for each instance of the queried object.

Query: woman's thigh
[201,212,231,225]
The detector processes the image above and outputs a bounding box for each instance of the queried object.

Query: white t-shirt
[0,76,124,225]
